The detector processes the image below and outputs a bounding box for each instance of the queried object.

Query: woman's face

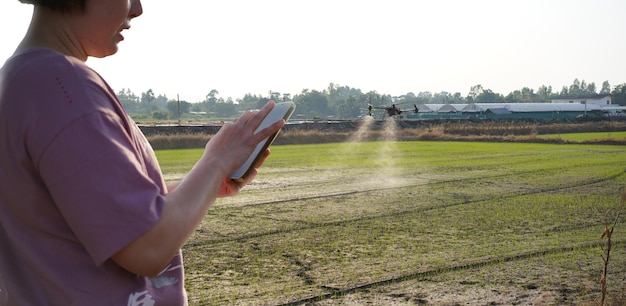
[74,0,143,58]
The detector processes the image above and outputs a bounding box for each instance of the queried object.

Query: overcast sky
[1,0,625,102]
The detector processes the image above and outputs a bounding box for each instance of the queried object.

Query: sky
[1,0,625,103]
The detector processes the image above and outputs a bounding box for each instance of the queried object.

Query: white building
[550,94,613,105]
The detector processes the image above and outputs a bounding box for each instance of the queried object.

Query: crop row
[169,142,626,304]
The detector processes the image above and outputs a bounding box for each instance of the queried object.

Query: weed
[598,187,626,306]
[145,120,626,150]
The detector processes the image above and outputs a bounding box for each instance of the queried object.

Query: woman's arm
[112,102,284,277]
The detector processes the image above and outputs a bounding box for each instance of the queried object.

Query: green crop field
[539,131,626,142]
[156,140,626,305]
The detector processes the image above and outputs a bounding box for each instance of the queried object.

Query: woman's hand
[202,101,284,185]
[112,102,285,276]
[217,148,271,197]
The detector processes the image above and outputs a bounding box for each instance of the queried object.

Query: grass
[539,131,626,142]
[155,140,626,305]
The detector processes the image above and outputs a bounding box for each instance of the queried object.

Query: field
[539,131,626,142]
[156,136,626,305]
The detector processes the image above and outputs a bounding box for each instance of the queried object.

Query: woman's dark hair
[18,0,86,13]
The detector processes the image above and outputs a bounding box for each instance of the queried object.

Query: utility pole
[177,94,181,126]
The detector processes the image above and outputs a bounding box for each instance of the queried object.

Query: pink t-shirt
[0,49,187,305]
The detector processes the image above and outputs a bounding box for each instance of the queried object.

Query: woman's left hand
[217,148,270,197]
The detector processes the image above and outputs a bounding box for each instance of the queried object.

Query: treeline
[117,79,626,121]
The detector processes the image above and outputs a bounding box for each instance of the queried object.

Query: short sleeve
[38,110,165,265]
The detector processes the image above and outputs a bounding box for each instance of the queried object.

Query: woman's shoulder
[3,48,113,100]
[6,48,90,77]
[1,48,120,128]
[2,49,95,94]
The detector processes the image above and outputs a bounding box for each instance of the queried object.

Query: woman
[0,0,284,304]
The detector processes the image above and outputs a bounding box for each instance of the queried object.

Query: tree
[505,87,535,103]
[536,85,552,102]
[166,100,191,118]
[117,88,140,113]
[587,82,597,95]
[205,89,219,106]
[600,81,611,94]
[475,89,504,103]
[138,89,160,113]
[257,97,271,110]
[505,90,521,103]
[214,100,237,117]
[327,83,337,97]
[152,110,168,120]
[293,89,331,118]
[237,94,260,111]
[565,79,596,96]
[113,79,623,119]
[154,94,168,109]
[468,84,483,103]
[268,91,282,102]
[416,91,433,104]
[452,92,464,103]
[338,95,361,119]
[141,89,155,104]
[569,79,582,95]
[612,83,626,105]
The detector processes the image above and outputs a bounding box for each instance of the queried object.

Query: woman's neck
[16,6,87,62]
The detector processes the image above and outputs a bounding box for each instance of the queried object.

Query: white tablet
[229,102,295,181]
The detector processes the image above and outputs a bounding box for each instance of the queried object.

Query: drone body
[367,103,419,119]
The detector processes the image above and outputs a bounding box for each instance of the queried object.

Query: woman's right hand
[201,101,285,178]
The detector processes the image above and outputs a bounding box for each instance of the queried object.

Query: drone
[367,102,419,119]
